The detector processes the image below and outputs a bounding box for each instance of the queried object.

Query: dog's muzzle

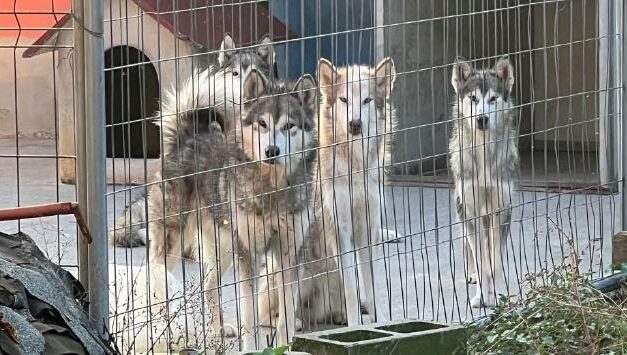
[348,119,362,135]
[265,145,280,164]
[476,115,489,130]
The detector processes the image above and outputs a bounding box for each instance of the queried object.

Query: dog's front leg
[357,196,386,323]
[457,194,478,284]
[235,252,257,350]
[477,214,498,308]
[275,249,297,346]
[463,218,485,308]
[498,207,512,289]
[149,220,179,317]
[202,259,235,340]
[464,238,478,284]
[484,208,511,307]
[335,219,362,326]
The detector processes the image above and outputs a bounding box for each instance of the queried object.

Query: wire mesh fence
[0,1,79,268]
[2,0,624,353]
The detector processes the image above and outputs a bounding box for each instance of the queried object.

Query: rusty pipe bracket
[0,202,93,244]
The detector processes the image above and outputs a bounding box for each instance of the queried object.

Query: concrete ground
[0,139,618,353]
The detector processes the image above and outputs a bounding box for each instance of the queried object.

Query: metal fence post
[622,0,627,231]
[72,0,89,296]
[82,0,108,337]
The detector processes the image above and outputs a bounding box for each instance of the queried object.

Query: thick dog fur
[257,222,347,330]
[148,70,318,349]
[257,58,397,329]
[313,57,396,325]
[449,56,519,308]
[110,34,275,248]
[257,58,397,328]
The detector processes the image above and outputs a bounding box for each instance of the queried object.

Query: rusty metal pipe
[0,202,92,243]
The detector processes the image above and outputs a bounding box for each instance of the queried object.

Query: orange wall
[0,0,71,39]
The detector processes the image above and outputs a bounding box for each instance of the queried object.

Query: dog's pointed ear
[219,33,236,67]
[374,57,396,96]
[318,58,337,97]
[242,70,267,101]
[257,35,275,68]
[451,58,472,93]
[494,56,514,92]
[292,74,317,108]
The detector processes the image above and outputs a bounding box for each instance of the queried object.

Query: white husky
[314,57,397,325]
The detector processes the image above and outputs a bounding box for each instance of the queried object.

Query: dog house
[22,0,293,184]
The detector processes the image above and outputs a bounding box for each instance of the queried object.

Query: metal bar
[73,0,90,300]
[0,202,92,244]
[83,0,109,338]
[623,0,627,230]
[599,0,620,188]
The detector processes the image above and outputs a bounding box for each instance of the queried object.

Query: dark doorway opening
[105,46,160,158]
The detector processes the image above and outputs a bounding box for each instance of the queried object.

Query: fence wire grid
[1,0,623,354]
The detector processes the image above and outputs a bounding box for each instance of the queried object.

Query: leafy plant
[469,218,627,354]
[259,345,289,355]
[469,270,626,354]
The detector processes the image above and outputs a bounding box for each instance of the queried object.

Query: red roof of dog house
[22,0,294,58]
[0,0,72,40]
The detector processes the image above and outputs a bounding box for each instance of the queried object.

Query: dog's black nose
[348,119,362,135]
[476,115,489,130]
[265,145,280,161]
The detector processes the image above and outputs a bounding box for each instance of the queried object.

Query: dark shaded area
[105,46,160,159]
[0,231,116,354]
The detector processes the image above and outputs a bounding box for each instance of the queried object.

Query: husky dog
[148,70,318,349]
[314,57,396,325]
[449,56,518,308]
[257,58,397,328]
[110,33,276,248]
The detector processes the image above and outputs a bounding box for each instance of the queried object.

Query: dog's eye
[469,95,479,103]
[283,122,295,131]
[488,96,497,103]
[232,71,239,77]
[363,97,373,105]
[339,97,348,103]
[257,119,267,128]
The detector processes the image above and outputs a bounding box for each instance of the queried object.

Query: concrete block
[240,352,310,355]
[613,231,627,267]
[292,319,466,355]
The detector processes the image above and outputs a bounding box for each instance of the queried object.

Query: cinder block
[240,352,311,355]
[292,319,466,355]
[613,231,627,267]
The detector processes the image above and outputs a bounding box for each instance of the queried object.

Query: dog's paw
[331,311,347,325]
[221,323,237,337]
[470,293,496,308]
[469,295,483,308]
[467,273,478,284]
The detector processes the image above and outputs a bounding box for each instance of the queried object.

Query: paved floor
[0,139,619,353]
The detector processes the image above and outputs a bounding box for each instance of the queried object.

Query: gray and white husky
[257,58,397,328]
[110,33,276,248]
[449,56,519,308]
[148,69,318,349]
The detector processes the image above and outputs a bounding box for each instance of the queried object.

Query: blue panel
[270,0,375,80]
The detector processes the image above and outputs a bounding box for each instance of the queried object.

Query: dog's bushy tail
[109,189,148,248]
